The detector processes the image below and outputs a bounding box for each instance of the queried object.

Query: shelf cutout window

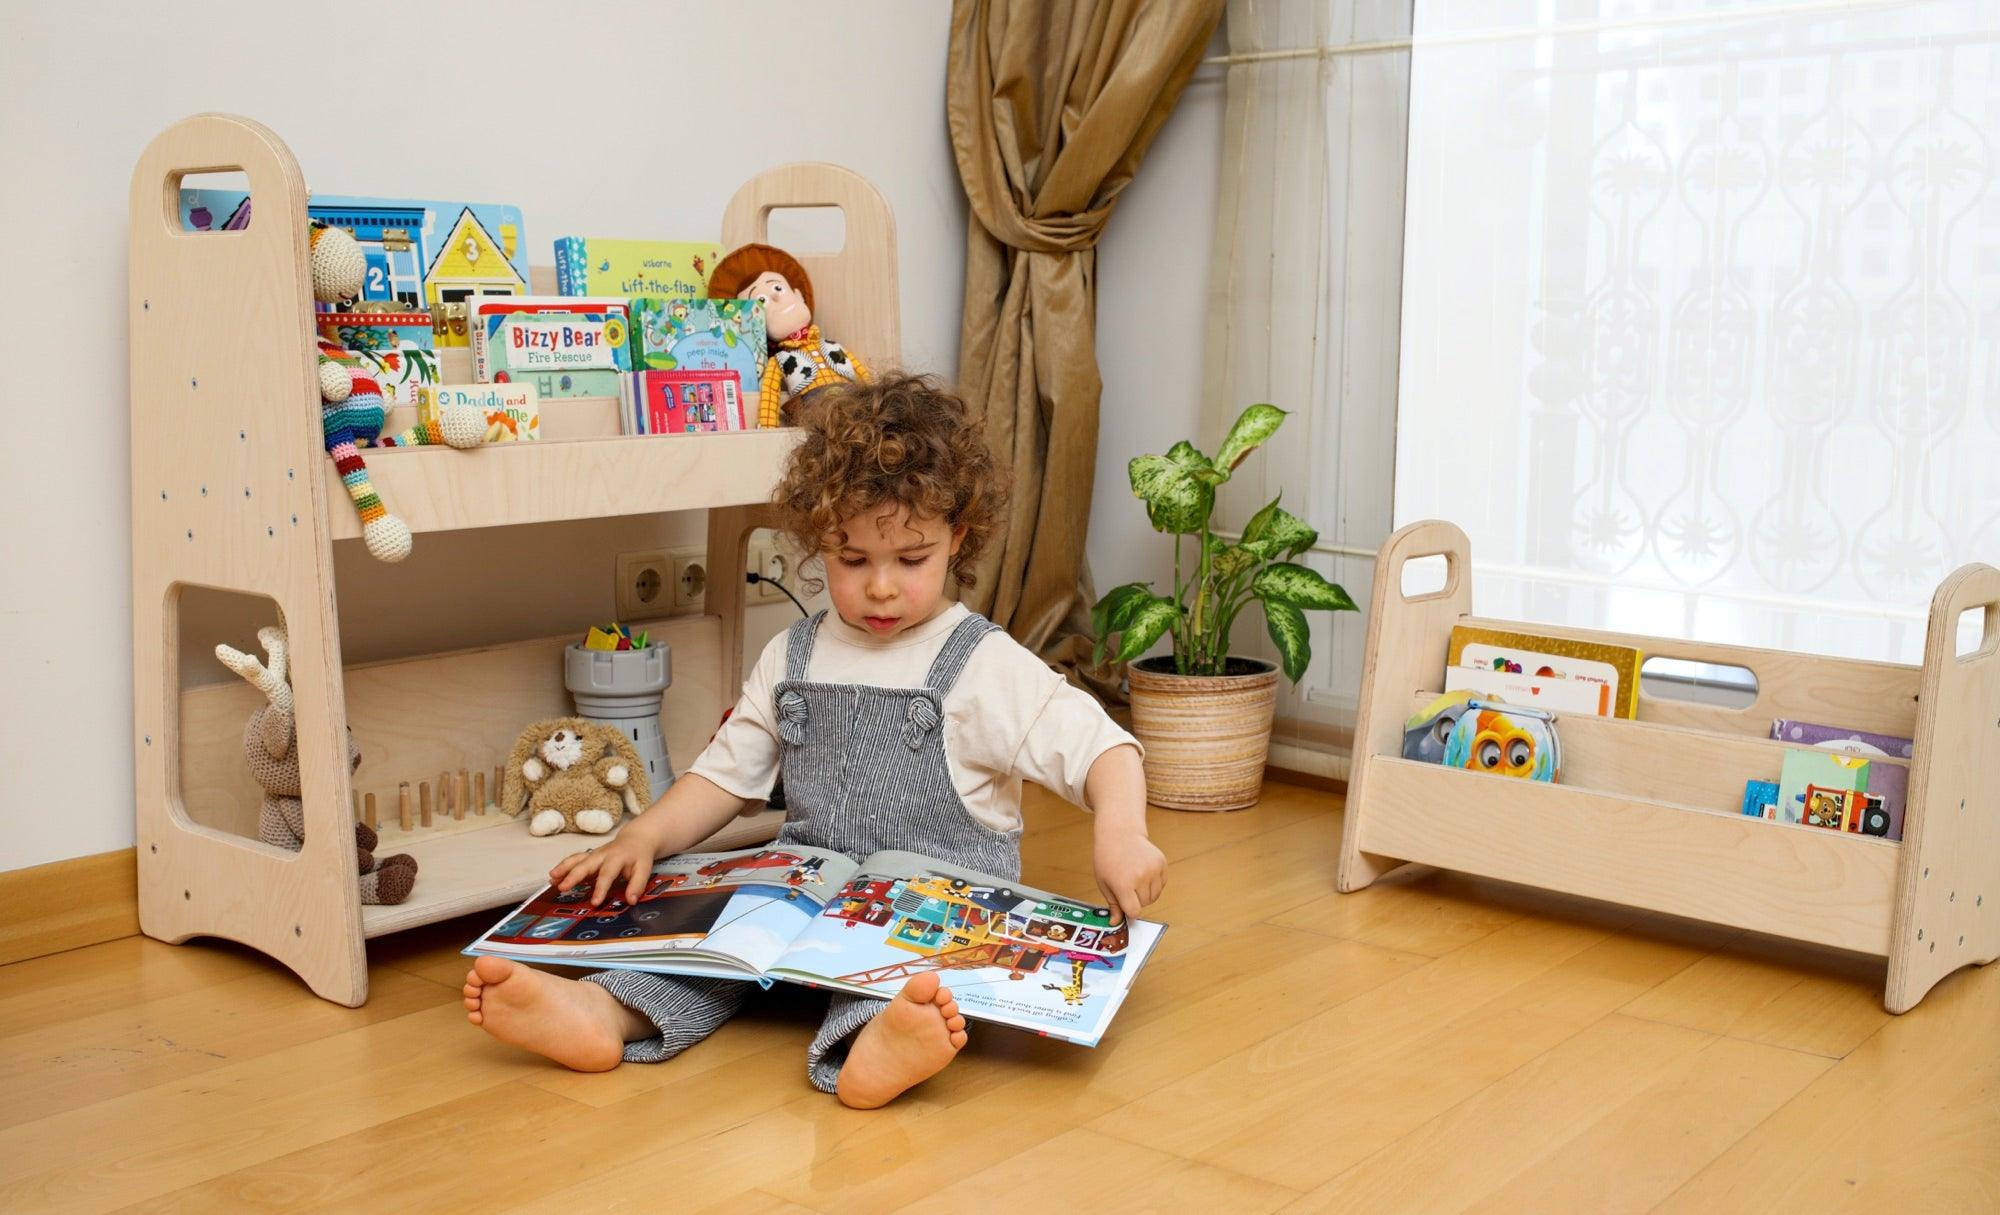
[1959,607,1992,660]
[177,171,254,233]
[177,585,300,846]
[766,206,845,256]
[1400,554,1450,600]
[1640,656,1758,710]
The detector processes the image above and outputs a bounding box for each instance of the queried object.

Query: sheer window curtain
[1202,0,1412,779]
[1395,0,2000,665]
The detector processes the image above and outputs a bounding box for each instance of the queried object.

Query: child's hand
[548,827,660,906]
[1093,829,1167,925]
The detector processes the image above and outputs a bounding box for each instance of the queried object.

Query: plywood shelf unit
[130,113,901,1006]
[1338,520,2000,1013]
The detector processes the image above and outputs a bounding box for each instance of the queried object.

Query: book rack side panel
[722,163,901,366]
[1338,520,1473,891]
[1888,564,2000,1013]
[1358,759,1899,954]
[130,113,367,1005]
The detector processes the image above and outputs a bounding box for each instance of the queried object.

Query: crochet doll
[310,221,413,561]
[708,243,871,428]
[216,627,417,905]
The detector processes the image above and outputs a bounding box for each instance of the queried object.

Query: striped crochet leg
[805,994,887,1094]
[582,971,750,1064]
[323,397,412,561]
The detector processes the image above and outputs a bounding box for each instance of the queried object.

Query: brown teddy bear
[500,717,652,837]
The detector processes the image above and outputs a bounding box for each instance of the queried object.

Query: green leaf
[1113,597,1182,663]
[1262,599,1311,682]
[722,329,738,347]
[1266,507,1320,559]
[1128,442,1216,534]
[1213,404,1287,473]
[1211,543,1260,581]
[1252,562,1359,612]
[1091,581,1157,662]
[1240,494,1282,550]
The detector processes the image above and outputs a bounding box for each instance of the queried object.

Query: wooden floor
[4,781,1997,1213]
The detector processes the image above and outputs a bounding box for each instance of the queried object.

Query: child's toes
[949,1028,969,1049]
[946,1014,967,1033]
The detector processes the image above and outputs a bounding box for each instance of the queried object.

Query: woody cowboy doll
[708,243,872,428]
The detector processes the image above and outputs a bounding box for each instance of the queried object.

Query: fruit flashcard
[1443,666,1608,716]
[1449,628,1641,718]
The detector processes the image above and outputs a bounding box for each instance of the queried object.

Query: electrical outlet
[615,550,671,619]
[746,531,799,605]
[616,546,705,619]
[670,548,708,612]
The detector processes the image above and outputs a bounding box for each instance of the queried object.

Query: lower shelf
[360,806,785,937]
[1355,758,1899,955]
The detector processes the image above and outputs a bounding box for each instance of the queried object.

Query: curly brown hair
[772,373,1006,588]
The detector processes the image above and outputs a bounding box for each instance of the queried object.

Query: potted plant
[1093,404,1358,810]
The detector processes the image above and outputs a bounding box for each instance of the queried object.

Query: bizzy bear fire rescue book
[466,846,1165,1046]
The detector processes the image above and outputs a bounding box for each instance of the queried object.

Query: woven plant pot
[1127,656,1279,811]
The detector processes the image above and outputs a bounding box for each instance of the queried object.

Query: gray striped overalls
[585,609,1023,1092]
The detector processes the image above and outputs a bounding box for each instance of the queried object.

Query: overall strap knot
[902,695,941,750]
[775,687,810,745]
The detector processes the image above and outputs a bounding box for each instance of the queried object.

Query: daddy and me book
[467,846,1165,1047]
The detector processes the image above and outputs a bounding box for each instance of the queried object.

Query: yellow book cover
[1447,625,1644,719]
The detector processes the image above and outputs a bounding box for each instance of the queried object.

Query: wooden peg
[457,769,471,821]
[398,782,413,832]
[473,770,486,815]
[363,792,378,830]
[352,790,362,823]
[419,780,433,828]
[490,765,503,814]
[439,771,453,817]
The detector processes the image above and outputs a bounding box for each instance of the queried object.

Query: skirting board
[0,849,140,967]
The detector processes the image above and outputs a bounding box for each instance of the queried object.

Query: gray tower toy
[564,642,674,793]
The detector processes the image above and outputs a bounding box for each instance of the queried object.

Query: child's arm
[548,773,752,906]
[1086,743,1167,923]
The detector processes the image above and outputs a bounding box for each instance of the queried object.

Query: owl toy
[1442,700,1561,782]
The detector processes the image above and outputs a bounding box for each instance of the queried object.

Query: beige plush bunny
[501,717,652,837]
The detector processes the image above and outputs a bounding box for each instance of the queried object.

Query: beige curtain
[947,0,1225,693]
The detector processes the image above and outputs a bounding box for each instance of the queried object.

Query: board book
[466,846,1165,1047]
[554,236,723,299]
[1446,625,1642,719]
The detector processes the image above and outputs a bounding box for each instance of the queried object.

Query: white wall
[1092,51,1229,606]
[0,3,1225,872]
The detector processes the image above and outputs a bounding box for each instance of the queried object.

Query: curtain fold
[947,0,1226,693]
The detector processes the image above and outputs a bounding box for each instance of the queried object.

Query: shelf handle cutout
[1384,520,1467,605]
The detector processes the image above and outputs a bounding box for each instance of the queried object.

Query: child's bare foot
[836,971,968,1109]
[462,956,644,1072]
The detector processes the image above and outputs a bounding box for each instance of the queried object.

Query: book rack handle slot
[132,113,308,253]
[1933,564,2000,664]
[1382,519,1468,605]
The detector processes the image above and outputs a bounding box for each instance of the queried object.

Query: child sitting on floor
[464,373,1167,1108]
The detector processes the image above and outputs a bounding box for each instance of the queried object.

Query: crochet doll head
[709,243,814,341]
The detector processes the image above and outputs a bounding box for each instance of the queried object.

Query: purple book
[1770,720,1913,840]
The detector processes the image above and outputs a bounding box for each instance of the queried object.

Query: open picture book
[465,846,1166,1047]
